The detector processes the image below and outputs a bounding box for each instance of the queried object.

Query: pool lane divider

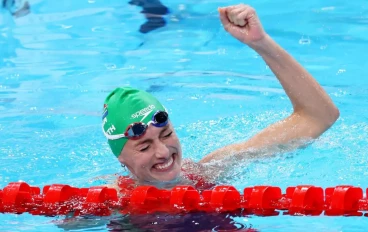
[0,182,367,217]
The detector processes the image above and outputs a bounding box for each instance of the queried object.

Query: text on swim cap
[131,105,155,119]
[106,125,116,135]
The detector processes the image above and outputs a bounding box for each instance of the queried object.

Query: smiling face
[117,122,182,182]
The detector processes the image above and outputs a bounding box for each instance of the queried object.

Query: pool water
[1,0,368,231]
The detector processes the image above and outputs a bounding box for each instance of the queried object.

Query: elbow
[307,105,340,139]
[296,104,340,131]
[322,105,340,129]
[329,105,340,125]
[333,106,340,121]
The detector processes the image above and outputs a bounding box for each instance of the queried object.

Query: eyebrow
[135,126,170,146]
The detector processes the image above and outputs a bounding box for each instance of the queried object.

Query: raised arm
[200,4,339,163]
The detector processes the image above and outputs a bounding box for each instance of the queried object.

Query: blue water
[1,0,368,231]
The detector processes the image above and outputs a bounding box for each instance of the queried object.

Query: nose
[154,140,170,159]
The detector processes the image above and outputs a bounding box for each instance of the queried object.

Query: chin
[155,167,181,182]
[152,166,181,182]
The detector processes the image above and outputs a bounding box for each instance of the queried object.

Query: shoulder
[117,176,136,196]
[181,159,217,191]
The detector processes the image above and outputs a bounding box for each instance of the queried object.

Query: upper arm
[199,111,337,164]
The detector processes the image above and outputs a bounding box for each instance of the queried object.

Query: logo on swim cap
[131,104,155,122]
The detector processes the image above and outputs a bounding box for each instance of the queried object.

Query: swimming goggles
[102,111,169,140]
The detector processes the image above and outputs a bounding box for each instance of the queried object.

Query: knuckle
[249,7,256,13]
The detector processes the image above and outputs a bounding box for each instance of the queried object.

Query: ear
[118,154,134,173]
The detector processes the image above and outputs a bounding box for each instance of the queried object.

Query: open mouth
[152,153,176,172]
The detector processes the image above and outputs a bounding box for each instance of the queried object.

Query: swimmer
[128,0,169,33]
[102,4,339,189]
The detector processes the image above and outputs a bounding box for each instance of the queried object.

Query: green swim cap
[102,87,166,157]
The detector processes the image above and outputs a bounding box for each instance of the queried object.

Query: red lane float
[1,182,368,217]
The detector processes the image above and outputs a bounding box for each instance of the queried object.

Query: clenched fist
[219,4,267,47]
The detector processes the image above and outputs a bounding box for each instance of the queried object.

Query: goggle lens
[126,123,147,138]
[131,123,146,136]
[153,111,168,124]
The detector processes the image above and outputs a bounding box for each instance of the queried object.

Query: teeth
[154,156,174,170]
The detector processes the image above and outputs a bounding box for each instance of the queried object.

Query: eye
[140,145,150,152]
[163,131,172,138]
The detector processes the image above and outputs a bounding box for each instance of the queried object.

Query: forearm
[250,35,339,124]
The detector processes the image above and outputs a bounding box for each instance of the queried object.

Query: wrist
[248,34,277,55]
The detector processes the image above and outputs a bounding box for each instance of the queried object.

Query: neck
[133,174,191,189]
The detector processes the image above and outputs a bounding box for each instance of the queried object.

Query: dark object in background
[139,16,166,33]
[128,0,169,33]
[2,0,30,17]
